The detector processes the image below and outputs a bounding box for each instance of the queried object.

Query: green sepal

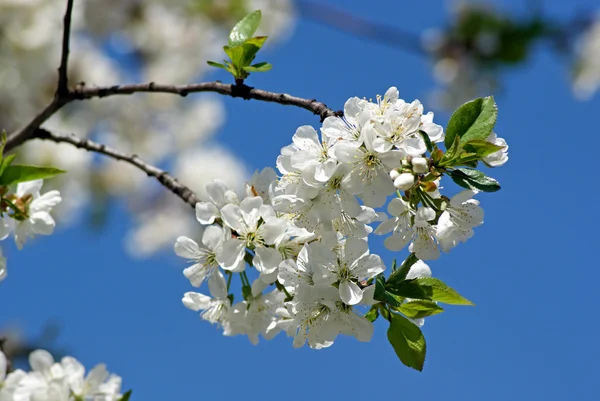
[364,305,379,322]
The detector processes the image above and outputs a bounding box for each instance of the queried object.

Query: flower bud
[411,157,429,174]
[389,169,400,180]
[394,173,415,190]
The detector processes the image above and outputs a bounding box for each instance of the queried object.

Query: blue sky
[2,1,600,400]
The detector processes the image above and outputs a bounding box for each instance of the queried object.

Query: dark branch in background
[34,129,201,208]
[297,0,425,56]
[56,0,74,97]
[0,337,12,373]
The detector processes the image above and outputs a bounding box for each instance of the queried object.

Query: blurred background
[1,0,599,400]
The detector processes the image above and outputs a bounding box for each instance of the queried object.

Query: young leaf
[386,253,419,287]
[462,139,505,158]
[206,61,228,69]
[243,62,272,72]
[413,277,474,305]
[398,300,444,319]
[244,36,268,49]
[0,165,66,186]
[223,45,245,69]
[444,97,497,149]
[448,168,501,192]
[228,10,262,47]
[387,313,427,371]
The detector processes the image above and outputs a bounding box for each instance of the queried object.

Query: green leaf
[228,10,262,47]
[374,274,404,308]
[448,167,501,192]
[440,135,461,166]
[398,300,444,319]
[462,139,505,158]
[364,306,379,322]
[0,165,65,186]
[387,313,427,371]
[386,278,431,300]
[223,45,245,68]
[0,154,16,177]
[243,62,272,72]
[244,36,268,49]
[387,254,419,287]
[413,277,474,305]
[444,96,497,149]
[206,60,228,69]
[119,390,132,401]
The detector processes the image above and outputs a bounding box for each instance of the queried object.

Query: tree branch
[57,0,74,97]
[33,128,201,208]
[69,82,340,121]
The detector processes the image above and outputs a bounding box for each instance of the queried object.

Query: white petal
[29,212,55,235]
[292,125,321,154]
[339,280,363,305]
[406,260,432,279]
[208,270,228,299]
[29,191,61,213]
[387,197,409,216]
[206,180,228,205]
[183,264,209,287]
[216,239,246,271]
[314,159,338,182]
[384,233,412,251]
[202,226,224,250]
[253,247,282,274]
[174,236,202,259]
[29,349,54,371]
[195,202,219,225]
[16,180,43,197]
[260,219,286,245]
[343,237,369,263]
[220,204,244,232]
[182,292,211,311]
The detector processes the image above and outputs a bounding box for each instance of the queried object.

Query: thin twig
[57,0,75,96]
[34,128,201,208]
[298,0,425,56]
[69,82,339,121]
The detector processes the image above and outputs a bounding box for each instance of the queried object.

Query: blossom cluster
[175,87,509,349]
[0,179,62,282]
[0,349,122,401]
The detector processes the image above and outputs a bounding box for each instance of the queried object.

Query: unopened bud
[394,173,415,190]
[411,157,429,174]
[389,169,400,180]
